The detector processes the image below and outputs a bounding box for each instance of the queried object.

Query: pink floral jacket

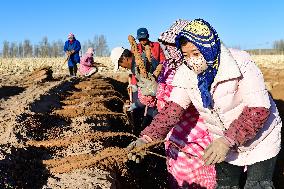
[79,53,96,75]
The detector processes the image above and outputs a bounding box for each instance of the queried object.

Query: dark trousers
[68,64,77,76]
[131,91,158,136]
[216,156,277,189]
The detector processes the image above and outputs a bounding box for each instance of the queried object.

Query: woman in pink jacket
[128,19,282,189]
[79,48,98,77]
[156,19,216,189]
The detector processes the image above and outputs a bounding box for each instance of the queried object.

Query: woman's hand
[202,137,230,165]
[127,138,147,163]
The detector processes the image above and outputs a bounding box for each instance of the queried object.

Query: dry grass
[0,57,112,75]
[0,55,283,85]
[252,55,284,69]
[1,55,284,74]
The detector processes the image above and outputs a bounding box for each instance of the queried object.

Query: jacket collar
[211,44,242,89]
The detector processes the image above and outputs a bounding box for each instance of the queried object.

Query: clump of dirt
[23,66,53,85]
[53,104,125,118]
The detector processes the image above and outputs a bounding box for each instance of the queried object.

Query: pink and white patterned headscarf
[157,19,190,85]
[68,33,75,39]
[158,19,190,63]
[159,19,190,44]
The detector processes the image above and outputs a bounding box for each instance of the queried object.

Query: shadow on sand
[0,86,25,100]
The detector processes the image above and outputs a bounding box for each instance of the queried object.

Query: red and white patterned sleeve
[140,101,185,140]
[224,106,270,147]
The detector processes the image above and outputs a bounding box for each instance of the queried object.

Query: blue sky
[1,0,283,51]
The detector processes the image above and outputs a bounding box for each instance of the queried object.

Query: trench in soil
[1,75,168,189]
[0,86,25,100]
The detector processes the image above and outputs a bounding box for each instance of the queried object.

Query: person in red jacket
[126,28,166,130]
[136,27,166,66]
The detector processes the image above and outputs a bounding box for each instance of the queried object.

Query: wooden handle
[63,54,70,64]
[128,76,133,103]
[144,105,148,117]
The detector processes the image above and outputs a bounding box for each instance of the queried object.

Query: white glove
[136,74,158,96]
[128,84,138,93]
[124,103,137,112]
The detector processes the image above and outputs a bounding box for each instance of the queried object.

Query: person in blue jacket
[64,33,81,77]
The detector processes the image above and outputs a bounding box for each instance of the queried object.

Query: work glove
[125,103,137,112]
[127,84,138,93]
[66,51,71,56]
[71,50,75,54]
[202,137,230,165]
[136,74,158,96]
[127,138,147,163]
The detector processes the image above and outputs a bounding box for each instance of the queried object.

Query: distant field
[0,55,283,76]
[252,55,284,69]
[0,57,111,75]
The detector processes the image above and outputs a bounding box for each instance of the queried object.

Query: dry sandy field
[0,55,283,189]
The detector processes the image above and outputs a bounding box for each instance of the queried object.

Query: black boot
[68,66,74,76]
[73,64,78,76]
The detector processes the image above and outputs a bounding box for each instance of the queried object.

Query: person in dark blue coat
[64,33,81,77]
